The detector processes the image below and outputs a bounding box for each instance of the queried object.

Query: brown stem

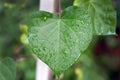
[55,0,62,18]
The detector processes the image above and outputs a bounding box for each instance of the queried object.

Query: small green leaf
[0,57,16,80]
[74,0,116,35]
[28,6,92,74]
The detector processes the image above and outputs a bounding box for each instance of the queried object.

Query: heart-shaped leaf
[74,0,116,35]
[28,6,93,74]
[0,57,16,80]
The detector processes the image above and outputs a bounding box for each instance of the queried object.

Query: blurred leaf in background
[0,37,5,55]
[75,53,107,80]
[16,56,36,80]
[0,57,16,80]
[61,0,74,9]
[116,0,120,26]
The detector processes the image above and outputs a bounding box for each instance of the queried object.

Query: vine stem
[55,0,62,18]
[55,73,64,80]
[58,0,62,17]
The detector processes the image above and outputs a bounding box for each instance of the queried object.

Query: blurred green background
[0,0,39,80]
[0,0,120,80]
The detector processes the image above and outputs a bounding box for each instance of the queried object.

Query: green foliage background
[0,0,39,80]
[0,0,120,80]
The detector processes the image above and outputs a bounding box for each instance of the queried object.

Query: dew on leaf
[44,17,47,20]
[28,6,93,75]
[81,21,85,24]
[41,39,45,42]
[64,50,68,56]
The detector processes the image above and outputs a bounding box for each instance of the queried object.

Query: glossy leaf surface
[74,0,116,35]
[28,6,92,74]
[0,58,16,80]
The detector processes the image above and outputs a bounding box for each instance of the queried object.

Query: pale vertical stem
[36,59,53,80]
[40,0,56,13]
[36,0,56,80]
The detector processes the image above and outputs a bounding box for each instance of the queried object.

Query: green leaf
[74,0,116,35]
[61,0,74,9]
[0,57,16,80]
[0,37,5,55]
[28,6,92,74]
